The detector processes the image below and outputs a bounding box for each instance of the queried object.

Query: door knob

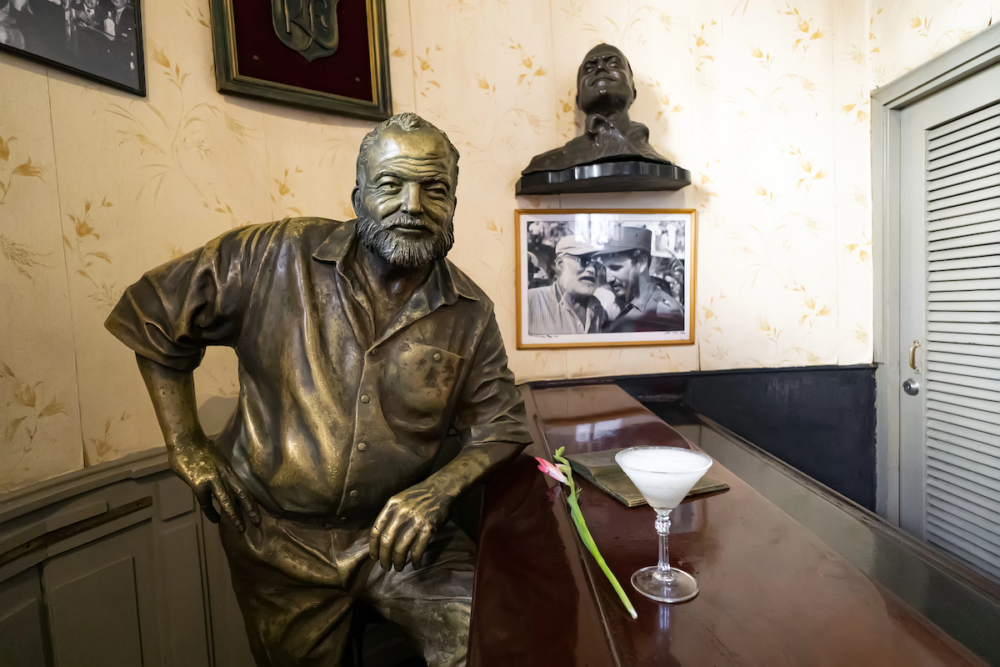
[903,379,920,396]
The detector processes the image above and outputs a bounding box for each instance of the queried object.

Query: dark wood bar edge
[468,382,990,667]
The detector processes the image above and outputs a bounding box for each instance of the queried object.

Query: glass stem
[654,513,673,582]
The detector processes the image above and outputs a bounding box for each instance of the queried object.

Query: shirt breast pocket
[381,343,465,434]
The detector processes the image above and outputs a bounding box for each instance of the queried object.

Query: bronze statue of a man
[522,43,674,176]
[106,113,531,667]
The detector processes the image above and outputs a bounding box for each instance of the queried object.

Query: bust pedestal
[515,160,692,196]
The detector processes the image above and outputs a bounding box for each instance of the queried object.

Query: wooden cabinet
[0,452,253,667]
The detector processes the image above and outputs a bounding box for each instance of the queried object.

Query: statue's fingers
[409,525,435,569]
[196,486,221,524]
[392,522,422,572]
[379,513,410,572]
[370,504,397,560]
[211,478,244,532]
[220,466,260,525]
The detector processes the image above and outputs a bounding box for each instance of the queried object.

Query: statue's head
[353,113,460,268]
[576,44,636,115]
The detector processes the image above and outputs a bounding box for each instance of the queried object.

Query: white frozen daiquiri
[615,446,713,603]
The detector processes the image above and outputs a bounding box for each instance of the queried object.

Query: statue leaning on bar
[105,112,532,667]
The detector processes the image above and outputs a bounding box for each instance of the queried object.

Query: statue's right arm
[137,354,259,531]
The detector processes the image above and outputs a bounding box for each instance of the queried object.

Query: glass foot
[631,566,699,603]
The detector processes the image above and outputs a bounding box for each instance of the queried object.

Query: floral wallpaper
[0,0,995,493]
[1,59,84,493]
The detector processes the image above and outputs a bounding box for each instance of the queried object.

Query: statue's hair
[355,113,460,189]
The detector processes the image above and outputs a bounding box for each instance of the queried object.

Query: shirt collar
[312,219,479,305]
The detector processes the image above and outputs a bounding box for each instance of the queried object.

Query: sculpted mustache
[383,214,430,230]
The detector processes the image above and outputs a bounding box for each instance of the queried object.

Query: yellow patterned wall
[0,0,996,493]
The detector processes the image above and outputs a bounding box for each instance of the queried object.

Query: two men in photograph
[526,225,682,336]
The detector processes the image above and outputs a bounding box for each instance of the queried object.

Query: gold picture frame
[210,0,392,121]
[515,208,697,349]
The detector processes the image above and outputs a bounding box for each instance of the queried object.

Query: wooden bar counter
[468,383,988,666]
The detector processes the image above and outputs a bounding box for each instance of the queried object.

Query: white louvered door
[899,62,1000,583]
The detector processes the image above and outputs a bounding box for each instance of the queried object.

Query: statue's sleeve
[452,310,533,448]
[104,223,273,372]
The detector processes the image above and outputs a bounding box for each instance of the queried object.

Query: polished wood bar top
[468,383,985,666]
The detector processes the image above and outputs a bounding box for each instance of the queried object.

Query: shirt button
[357,442,367,451]
[360,394,370,403]
[370,348,378,356]
[433,352,442,361]
[340,516,348,522]
[349,490,359,498]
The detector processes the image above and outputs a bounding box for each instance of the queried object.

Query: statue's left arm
[370,312,532,572]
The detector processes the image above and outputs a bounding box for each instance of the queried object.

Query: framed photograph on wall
[210,0,391,121]
[516,209,697,349]
[0,0,145,95]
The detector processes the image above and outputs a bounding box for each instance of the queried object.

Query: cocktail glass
[615,446,713,603]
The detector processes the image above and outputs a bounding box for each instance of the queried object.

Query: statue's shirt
[106,218,531,517]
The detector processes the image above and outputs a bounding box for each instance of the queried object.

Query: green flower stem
[554,449,638,620]
[566,492,638,619]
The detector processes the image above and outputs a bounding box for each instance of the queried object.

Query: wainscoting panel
[0,570,48,667]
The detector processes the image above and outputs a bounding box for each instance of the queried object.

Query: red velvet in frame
[231,0,374,102]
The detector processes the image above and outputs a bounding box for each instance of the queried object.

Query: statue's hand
[168,437,260,531]
[369,482,455,572]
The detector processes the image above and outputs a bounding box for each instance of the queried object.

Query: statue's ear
[351,186,361,217]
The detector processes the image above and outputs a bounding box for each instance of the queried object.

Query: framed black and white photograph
[0,0,145,95]
[516,209,697,349]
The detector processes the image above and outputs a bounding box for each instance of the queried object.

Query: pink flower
[535,457,567,484]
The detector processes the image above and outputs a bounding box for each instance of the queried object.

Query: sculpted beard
[358,211,455,268]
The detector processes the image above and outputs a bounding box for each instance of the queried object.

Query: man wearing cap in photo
[594,226,683,333]
[527,235,608,335]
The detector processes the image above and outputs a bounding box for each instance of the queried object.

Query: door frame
[872,23,1000,525]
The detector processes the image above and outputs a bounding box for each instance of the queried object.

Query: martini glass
[615,446,713,603]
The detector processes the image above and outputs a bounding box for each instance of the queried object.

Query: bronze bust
[106,113,531,667]
[517,44,690,195]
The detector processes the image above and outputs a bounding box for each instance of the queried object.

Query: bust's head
[576,44,636,115]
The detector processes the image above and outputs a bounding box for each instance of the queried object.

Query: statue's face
[556,254,598,298]
[600,251,643,300]
[576,46,634,114]
[356,126,458,268]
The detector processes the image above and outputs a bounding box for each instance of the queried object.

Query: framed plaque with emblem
[516,209,697,349]
[210,0,392,120]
